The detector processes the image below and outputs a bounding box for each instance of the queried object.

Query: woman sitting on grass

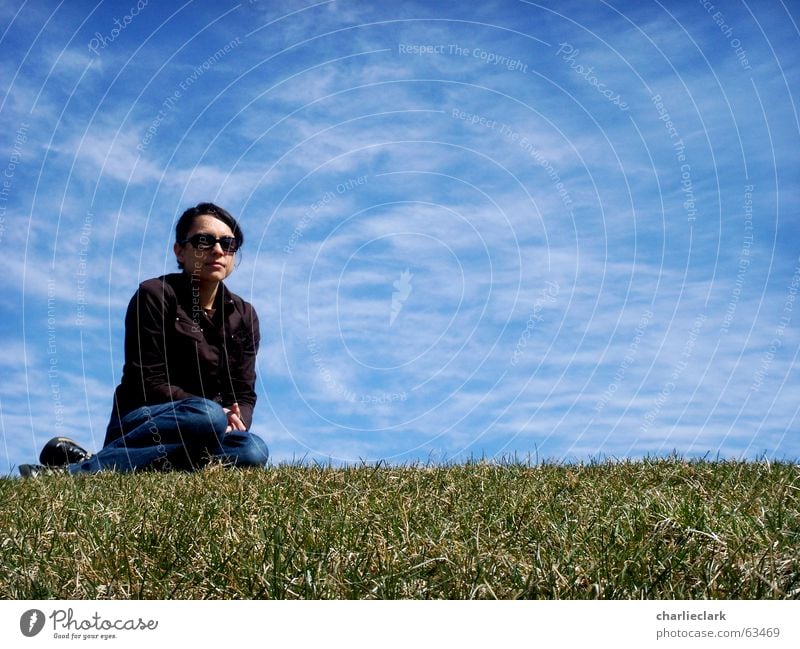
[20,203,269,476]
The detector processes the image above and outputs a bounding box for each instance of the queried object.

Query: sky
[1,0,799,472]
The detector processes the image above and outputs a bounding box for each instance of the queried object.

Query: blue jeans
[70,397,269,474]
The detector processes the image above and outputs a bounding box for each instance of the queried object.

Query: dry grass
[1,458,798,599]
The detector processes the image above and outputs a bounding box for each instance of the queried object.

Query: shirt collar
[176,271,235,314]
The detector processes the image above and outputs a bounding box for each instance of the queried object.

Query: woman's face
[174,214,237,284]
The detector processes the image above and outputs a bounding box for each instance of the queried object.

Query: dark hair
[174,202,244,270]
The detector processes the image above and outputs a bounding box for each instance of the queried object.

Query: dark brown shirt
[105,273,259,445]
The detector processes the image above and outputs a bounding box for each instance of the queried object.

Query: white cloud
[2,1,799,470]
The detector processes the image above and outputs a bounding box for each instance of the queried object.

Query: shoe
[39,437,92,466]
[19,464,67,478]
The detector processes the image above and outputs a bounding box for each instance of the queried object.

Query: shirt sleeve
[125,282,193,404]
[222,303,260,429]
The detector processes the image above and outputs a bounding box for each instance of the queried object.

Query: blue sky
[1,0,799,471]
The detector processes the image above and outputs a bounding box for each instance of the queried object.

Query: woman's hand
[223,402,247,433]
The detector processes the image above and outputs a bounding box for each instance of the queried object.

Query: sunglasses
[181,233,240,253]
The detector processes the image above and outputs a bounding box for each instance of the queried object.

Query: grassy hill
[1,459,798,599]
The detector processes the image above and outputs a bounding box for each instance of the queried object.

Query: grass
[0,458,798,599]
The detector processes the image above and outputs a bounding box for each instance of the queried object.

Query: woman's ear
[173,241,185,267]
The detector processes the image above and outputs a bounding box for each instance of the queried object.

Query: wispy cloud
[2,0,799,470]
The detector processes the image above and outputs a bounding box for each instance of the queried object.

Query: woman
[20,203,269,476]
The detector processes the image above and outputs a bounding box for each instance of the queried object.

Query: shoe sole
[18,464,38,478]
